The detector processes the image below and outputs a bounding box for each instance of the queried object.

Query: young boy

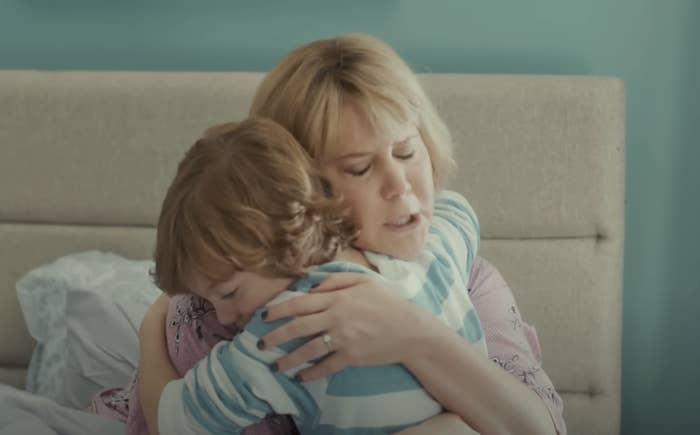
[99,117,485,434]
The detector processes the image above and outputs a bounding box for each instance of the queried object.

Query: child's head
[249,33,454,190]
[153,118,356,296]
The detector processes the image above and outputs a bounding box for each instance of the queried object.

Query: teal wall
[1,1,698,433]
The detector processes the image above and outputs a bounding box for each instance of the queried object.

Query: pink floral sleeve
[469,256,567,435]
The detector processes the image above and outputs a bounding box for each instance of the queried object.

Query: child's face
[188,269,292,329]
[321,104,435,261]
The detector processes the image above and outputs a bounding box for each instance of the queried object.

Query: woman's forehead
[326,103,416,159]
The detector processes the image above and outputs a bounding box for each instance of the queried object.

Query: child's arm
[156,336,307,435]
[139,296,306,435]
[138,294,178,435]
[147,305,314,435]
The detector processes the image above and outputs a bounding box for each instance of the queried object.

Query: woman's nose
[380,162,411,199]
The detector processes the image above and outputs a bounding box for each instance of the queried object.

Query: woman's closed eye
[393,138,417,160]
[394,150,415,160]
[346,163,372,176]
[345,151,413,176]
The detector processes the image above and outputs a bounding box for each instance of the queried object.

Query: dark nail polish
[311,282,320,289]
[269,362,279,373]
[257,339,265,350]
[293,374,303,382]
[261,310,268,320]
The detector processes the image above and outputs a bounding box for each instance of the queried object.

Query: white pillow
[15,251,160,408]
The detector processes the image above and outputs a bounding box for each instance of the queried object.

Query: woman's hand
[258,272,443,381]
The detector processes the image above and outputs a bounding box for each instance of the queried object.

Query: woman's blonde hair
[152,118,356,296]
[249,33,454,189]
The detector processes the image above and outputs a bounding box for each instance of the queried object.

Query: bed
[0,70,625,435]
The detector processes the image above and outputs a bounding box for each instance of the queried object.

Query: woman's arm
[467,257,565,434]
[402,317,556,435]
[138,294,178,435]
[260,268,561,435]
[396,413,479,435]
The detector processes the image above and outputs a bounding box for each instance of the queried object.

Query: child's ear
[203,121,239,138]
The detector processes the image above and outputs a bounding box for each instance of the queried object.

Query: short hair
[249,33,455,190]
[152,118,356,296]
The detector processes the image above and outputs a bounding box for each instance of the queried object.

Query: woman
[139,34,565,435]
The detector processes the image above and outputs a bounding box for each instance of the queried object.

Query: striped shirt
[159,191,484,435]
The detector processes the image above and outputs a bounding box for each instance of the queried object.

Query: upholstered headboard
[0,71,625,435]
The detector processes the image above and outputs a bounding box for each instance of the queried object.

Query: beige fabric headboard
[0,70,625,435]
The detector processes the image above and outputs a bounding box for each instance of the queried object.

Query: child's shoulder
[282,261,381,296]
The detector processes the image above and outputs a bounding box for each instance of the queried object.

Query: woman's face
[321,104,435,260]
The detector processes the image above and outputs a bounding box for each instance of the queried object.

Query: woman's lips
[384,213,421,231]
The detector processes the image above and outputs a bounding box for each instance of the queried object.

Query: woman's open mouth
[384,213,421,231]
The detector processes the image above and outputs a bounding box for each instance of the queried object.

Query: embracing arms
[259,271,560,435]
[138,294,480,435]
[139,269,565,434]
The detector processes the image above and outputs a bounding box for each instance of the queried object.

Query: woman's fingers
[272,333,336,374]
[264,292,333,322]
[260,311,329,350]
[260,273,423,381]
[263,272,370,324]
[294,351,347,382]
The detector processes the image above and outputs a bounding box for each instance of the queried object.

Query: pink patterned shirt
[470,256,566,434]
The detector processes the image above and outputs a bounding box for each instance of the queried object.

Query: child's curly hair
[152,118,357,295]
